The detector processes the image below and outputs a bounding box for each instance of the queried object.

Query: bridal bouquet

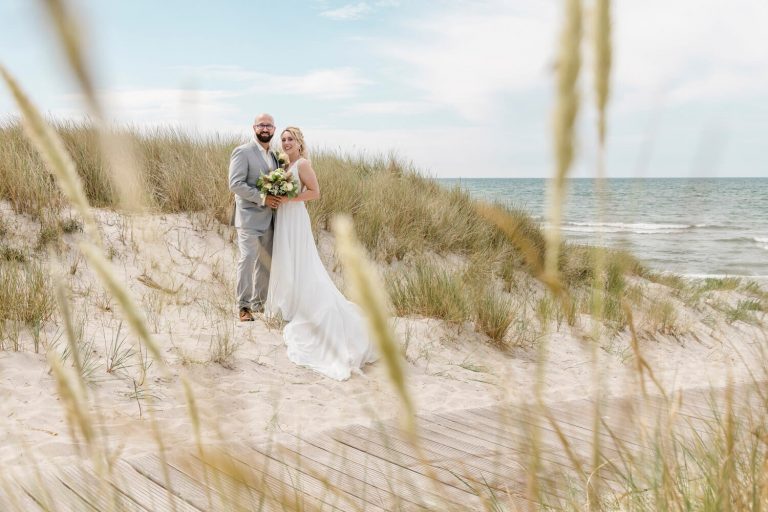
[256,166,298,206]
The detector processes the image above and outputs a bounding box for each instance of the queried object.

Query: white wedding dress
[265,159,378,380]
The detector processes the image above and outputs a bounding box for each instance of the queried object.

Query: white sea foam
[553,221,694,234]
[751,237,768,250]
[681,274,768,285]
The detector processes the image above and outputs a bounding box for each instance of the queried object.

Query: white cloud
[301,124,547,178]
[179,66,370,99]
[376,0,768,122]
[341,100,440,115]
[55,87,241,132]
[379,3,555,122]
[320,2,372,21]
[278,68,369,99]
[610,0,768,109]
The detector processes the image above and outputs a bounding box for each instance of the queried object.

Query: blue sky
[1,0,767,178]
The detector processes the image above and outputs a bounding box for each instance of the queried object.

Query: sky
[1,0,767,178]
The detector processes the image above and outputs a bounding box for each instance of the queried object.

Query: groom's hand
[265,195,281,209]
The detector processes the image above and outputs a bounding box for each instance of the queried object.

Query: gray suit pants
[236,225,273,310]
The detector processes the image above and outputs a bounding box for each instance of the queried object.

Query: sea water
[439,178,768,279]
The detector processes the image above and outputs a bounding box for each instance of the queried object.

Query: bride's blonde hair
[281,126,306,157]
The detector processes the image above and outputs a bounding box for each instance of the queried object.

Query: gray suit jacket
[228,141,278,234]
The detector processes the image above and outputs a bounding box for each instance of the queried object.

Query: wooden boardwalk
[2,382,764,511]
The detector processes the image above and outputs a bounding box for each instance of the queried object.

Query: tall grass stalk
[332,216,414,430]
[588,0,613,507]
[332,215,454,509]
[54,275,86,390]
[534,0,583,506]
[544,0,582,288]
[39,0,147,212]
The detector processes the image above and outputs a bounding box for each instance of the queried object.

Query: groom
[229,113,282,321]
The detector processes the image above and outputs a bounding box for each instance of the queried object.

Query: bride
[265,126,378,381]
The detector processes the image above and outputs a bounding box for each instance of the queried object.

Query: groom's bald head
[254,113,274,126]
[253,113,276,144]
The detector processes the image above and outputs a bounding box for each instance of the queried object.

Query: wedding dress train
[265,159,378,380]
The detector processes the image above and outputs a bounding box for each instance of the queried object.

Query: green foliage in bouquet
[255,167,299,206]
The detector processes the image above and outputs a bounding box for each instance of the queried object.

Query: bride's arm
[285,159,320,203]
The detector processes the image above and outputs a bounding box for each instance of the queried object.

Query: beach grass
[0,117,664,347]
[0,259,53,350]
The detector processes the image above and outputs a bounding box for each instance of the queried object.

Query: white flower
[285,182,294,192]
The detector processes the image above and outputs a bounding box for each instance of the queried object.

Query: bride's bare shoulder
[298,158,314,171]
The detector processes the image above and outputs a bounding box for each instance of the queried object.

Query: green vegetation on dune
[0,120,661,346]
[0,120,237,219]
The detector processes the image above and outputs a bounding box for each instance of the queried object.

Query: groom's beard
[256,133,273,143]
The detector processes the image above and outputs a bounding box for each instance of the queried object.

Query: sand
[1,204,766,468]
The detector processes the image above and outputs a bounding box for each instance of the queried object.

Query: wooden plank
[330,427,512,502]
[370,417,605,500]
[339,424,538,503]
[129,454,270,512]
[270,437,422,511]
[0,477,45,512]
[541,396,702,447]
[293,432,488,511]
[422,409,611,480]
[245,442,389,512]
[275,433,467,511]
[15,468,101,512]
[352,422,552,487]
[56,465,146,512]
[187,448,346,511]
[106,460,203,512]
[580,396,716,440]
[439,404,626,459]
[461,402,640,475]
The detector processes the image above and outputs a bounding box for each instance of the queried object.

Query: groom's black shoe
[239,307,255,322]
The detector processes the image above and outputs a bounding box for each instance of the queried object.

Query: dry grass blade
[47,353,95,452]
[138,273,180,295]
[332,216,459,510]
[594,0,612,144]
[332,215,415,431]
[623,301,667,400]
[181,375,203,456]
[54,277,86,387]
[0,64,98,240]
[589,4,612,506]
[544,0,582,286]
[39,0,147,212]
[334,216,471,512]
[475,202,545,280]
[79,241,166,376]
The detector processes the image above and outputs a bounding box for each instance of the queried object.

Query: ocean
[438,178,768,279]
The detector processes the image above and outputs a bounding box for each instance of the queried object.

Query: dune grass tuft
[0,259,54,350]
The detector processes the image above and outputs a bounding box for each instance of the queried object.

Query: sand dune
[1,205,765,469]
